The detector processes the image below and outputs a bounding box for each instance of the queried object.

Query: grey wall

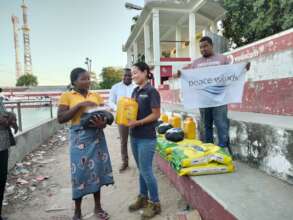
[230,120,293,184]
[8,118,63,170]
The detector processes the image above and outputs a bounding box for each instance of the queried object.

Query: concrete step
[161,103,293,184]
[228,111,293,130]
[156,154,293,220]
[162,103,293,130]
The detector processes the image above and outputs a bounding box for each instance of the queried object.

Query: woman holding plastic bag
[127,62,161,219]
[57,68,114,220]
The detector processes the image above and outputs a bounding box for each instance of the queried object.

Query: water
[14,107,57,131]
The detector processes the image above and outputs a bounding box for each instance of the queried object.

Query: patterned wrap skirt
[69,125,114,200]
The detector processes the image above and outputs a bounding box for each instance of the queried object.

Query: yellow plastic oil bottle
[184,117,197,139]
[160,113,169,123]
[170,114,181,128]
[116,97,138,126]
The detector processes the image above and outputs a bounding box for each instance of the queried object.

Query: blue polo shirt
[130,83,161,139]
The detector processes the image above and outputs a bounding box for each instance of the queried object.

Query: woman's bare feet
[72,209,82,220]
[94,208,110,220]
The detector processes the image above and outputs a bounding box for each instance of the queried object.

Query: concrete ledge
[156,154,236,220]
[8,118,64,170]
[156,154,293,220]
[162,103,293,130]
[162,103,293,184]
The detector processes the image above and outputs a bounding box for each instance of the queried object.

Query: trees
[89,72,99,90]
[222,0,293,48]
[98,67,123,89]
[16,74,38,87]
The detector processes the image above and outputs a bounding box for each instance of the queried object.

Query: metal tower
[11,15,22,79]
[21,0,33,75]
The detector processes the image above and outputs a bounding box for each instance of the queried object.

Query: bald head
[123,68,132,85]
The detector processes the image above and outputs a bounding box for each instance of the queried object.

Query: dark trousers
[0,149,8,217]
[118,125,129,164]
[200,105,230,148]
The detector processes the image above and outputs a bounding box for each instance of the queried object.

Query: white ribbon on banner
[181,63,246,109]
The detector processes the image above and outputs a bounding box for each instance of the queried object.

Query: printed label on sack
[190,167,227,174]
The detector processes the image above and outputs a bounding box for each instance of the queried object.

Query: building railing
[3,100,54,132]
[160,57,191,62]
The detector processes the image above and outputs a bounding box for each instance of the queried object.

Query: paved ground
[3,125,188,220]
[191,161,293,220]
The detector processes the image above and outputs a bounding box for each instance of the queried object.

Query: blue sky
[0,0,143,86]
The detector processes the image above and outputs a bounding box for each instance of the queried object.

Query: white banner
[181,63,246,109]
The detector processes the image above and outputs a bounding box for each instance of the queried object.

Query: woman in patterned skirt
[58,68,114,220]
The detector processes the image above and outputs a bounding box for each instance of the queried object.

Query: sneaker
[128,195,148,212]
[141,201,161,219]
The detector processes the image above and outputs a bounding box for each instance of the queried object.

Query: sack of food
[209,149,233,165]
[178,162,235,176]
[156,138,178,153]
[164,139,203,156]
[170,143,229,170]
[197,143,232,165]
[177,139,203,147]
[171,146,208,170]
[156,138,178,161]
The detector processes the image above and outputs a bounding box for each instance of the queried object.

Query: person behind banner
[174,36,250,153]
[108,68,135,172]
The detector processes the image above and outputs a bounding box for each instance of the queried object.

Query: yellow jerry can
[183,117,197,139]
[116,97,138,126]
[169,114,181,128]
[160,113,169,123]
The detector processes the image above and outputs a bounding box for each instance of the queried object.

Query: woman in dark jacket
[127,62,161,219]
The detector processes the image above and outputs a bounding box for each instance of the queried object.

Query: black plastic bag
[157,123,173,134]
[156,119,164,127]
[80,110,114,128]
[165,128,184,142]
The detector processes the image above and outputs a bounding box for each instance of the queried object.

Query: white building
[123,0,227,87]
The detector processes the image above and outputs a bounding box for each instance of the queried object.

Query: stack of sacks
[156,135,200,161]
[156,137,178,161]
[156,122,183,160]
[170,143,235,176]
